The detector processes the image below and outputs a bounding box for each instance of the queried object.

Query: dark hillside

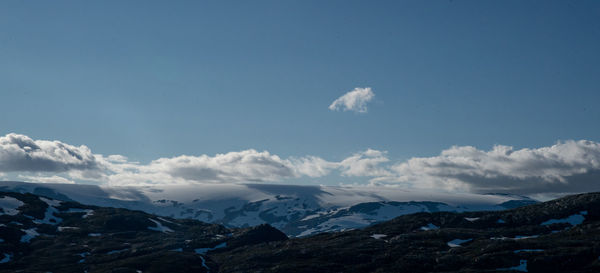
[1,191,599,272]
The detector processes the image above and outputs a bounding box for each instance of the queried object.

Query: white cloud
[289,156,338,178]
[0,133,102,173]
[102,149,389,186]
[104,151,383,186]
[147,150,297,183]
[380,140,600,194]
[0,133,354,186]
[106,154,129,163]
[17,174,75,184]
[339,149,391,177]
[329,87,375,113]
[5,133,600,195]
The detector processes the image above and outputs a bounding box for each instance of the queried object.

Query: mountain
[1,189,599,272]
[211,191,600,273]
[0,190,286,272]
[0,181,536,237]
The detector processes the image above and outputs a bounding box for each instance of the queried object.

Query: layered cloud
[142,150,297,183]
[379,140,600,194]
[0,133,102,173]
[0,133,385,186]
[103,150,387,186]
[339,149,391,177]
[329,87,375,113]
[289,156,339,178]
[17,174,75,184]
[2,133,600,195]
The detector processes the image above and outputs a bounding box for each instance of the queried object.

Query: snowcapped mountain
[0,181,536,236]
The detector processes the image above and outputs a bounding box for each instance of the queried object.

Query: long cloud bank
[380,140,600,195]
[1,133,600,195]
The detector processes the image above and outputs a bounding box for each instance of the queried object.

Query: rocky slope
[1,190,600,272]
[211,192,600,273]
[0,181,535,237]
[0,192,213,272]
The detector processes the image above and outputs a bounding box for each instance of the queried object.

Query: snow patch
[420,223,439,231]
[447,238,472,247]
[498,259,528,272]
[20,228,39,243]
[297,213,373,237]
[199,255,210,272]
[297,228,318,237]
[65,208,94,218]
[300,213,323,221]
[33,197,63,225]
[88,233,102,237]
[40,197,62,207]
[195,242,227,254]
[157,216,178,225]
[58,226,79,232]
[107,248,128,255]
[148,218,174,233]
[514,235,539,240]
[77,252,90,263]
[514,249,543,253]
[0,253,11,264]
[464,217,480,222]
[371,234,387,240]
[0,196,24,216]
[541,211,586,227]
[491,235,539,240]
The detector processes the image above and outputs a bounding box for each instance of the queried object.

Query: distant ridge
[0,181,536,236]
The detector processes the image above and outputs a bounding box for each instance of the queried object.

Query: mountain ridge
[1,189,599,272]
[0,181,537,237]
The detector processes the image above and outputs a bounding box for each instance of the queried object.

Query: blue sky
[1,1,600,194]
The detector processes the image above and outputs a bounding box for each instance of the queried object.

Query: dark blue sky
[2,0,599,165]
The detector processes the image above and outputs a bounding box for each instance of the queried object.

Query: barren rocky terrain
[1,191,599,272]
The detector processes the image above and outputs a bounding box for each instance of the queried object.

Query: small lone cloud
[329,87,375,113]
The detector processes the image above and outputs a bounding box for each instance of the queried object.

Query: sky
[1,1,600,196]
